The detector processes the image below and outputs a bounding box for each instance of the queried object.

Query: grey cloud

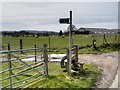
[2,2,118,31]
[74,16,118,24]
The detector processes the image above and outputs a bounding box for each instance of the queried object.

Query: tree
[59,30,63,36]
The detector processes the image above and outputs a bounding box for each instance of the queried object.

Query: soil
[78,52,118,88]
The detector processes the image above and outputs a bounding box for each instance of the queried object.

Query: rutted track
[78,52,118,88]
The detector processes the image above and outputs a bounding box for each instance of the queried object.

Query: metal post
[7,43,12,89]
[69,11,72,75]
[34,44,37,64]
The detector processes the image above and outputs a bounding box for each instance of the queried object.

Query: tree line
[1,30,90,37]
[2,31,59,37]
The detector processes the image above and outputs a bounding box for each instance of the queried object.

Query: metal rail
[0,48,42,54]
[0,45,48,89]
[0,62,44,82]
[0,61,44,74]
[1,54,43,63]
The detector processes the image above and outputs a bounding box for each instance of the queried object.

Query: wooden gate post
[48,36,50,52]
[8,43,12,89]
[43,44,48,76]
[34,44,37,64]
[8,43,12,70]
[74,45,78,62]
[20,39,23,54]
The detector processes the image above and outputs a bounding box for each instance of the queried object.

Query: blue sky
[1,2,118,31]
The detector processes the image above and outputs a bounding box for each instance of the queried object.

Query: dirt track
[78,52,118,88]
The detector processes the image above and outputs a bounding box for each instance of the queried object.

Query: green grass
[1,60,101,88]
[26,62,101,88]
[2,34,119,54]
[1,60,44,88]
[1,34,118,88]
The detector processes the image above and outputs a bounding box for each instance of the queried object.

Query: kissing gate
[0,44,48,89]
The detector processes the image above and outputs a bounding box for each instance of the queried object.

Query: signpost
[59,18,69,24]
[59,11,72,75]
[69,11,72,75]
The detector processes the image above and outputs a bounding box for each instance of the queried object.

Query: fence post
[7,43,12,89]
[103,34,108,45]
[115,34,117,43]
[34,44,37,64]
[75,45,78,62]
[103,34,105,44]
[48,36,50,52]
[20,39,23,54]
[43,44,48,76]
[8,43,12,70]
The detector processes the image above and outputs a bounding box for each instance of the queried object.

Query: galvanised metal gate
[0,44,48,89]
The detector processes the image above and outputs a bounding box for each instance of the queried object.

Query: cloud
[2,2,118,31]
[1,0,120,2]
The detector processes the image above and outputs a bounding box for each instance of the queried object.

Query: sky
[1,1,118,32]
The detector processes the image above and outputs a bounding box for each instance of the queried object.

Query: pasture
[0,34,119,88]
[2,34,119,54]
[0,61,101,88]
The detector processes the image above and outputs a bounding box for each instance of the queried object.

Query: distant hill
[1,30,58,33]
[1,30,59,37]
[21,30,58,33]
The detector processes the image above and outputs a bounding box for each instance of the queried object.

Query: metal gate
[0,44,48,89]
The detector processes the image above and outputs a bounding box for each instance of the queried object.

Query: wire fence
[1,34,119,52]
[0,44,48,89]
[1,39,20,51]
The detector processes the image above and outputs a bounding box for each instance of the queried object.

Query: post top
[44,44,47,47]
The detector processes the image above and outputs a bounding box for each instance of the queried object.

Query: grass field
[24,62,101,88]
[2,35,117,88]
[0,60,101,88]
[2,34,119,54]
[1,59,45,88]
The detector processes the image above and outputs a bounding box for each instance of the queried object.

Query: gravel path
[78,52,118,88]
[110,73,118,88]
